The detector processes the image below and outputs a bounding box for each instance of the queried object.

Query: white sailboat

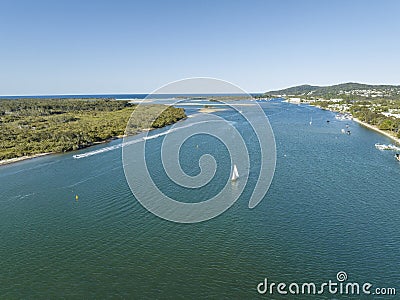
[309,116,313,125]
[231,164,239,181]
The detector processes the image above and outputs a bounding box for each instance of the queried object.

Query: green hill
[267,84,320,95]
[265,82,400,98]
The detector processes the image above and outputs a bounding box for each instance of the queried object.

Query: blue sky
[0,0,399,95]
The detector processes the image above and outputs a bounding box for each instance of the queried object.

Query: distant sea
[0,93,259,100]
[0,94,149,100]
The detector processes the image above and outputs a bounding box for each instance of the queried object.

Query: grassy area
[0,98,186,160]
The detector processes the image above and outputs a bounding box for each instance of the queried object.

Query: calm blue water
[0,100,399,298]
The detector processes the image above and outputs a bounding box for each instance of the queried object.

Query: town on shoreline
[265,82,400,146]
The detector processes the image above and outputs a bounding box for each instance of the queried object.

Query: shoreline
[285,100,400,145]
[0,134,130,167]
[308,102,400,145]
[0,153,52,166]
[352,118,400,145]
[0,121,184,167]
[198,107,228,113]
[4,102,399,166]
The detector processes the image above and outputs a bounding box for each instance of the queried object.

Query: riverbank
[199,107,228,113]
[352,118,400,145]
[0,153,52,166]
[0,120,186,167]
[0,132,146,166]
[284,100,400,145]
[1,99,186,165]
[308,102,400,145]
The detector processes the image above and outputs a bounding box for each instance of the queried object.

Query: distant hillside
[265,82,400,99]
[267,84,320,95]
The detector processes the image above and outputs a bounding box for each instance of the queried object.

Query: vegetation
[265,82,400,139]
[313,98,400,138]
[350,101,400,138]
[266,82,400,100]
[0,98,186,160]
[266,84,320,96]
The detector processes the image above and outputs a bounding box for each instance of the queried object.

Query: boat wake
[72,120,211,159]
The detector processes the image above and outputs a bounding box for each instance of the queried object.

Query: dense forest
[0,98,186,160]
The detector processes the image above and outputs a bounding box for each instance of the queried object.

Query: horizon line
[2,81,400,98]
[0,92,265,98]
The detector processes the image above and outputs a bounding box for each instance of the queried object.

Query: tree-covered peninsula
[0,98,186,160]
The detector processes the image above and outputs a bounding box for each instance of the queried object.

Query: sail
[231,164,239,181]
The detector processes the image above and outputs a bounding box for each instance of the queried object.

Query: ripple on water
[0,100,399,298]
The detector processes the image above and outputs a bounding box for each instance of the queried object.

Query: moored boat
[231,164,239,181]
[375,143,400,151]
[335,113,353,121]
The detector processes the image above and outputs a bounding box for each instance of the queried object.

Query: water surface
[1,100,399,298]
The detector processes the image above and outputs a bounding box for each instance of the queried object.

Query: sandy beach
[198,107,227,113]
[0,134,132,167]
[353,118,400,145]
[288,100,400,145]
[0,153,52,166]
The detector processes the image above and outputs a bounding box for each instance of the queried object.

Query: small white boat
[231,164,239,181]
[309,116,312,125]
[395,154,400,162]
[375,143,388,150]
[335,113,353,121]
[375,143,400,151]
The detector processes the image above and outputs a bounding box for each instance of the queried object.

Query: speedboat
[375,143,400,151]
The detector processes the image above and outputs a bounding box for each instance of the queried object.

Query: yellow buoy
[75,195,79,201]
